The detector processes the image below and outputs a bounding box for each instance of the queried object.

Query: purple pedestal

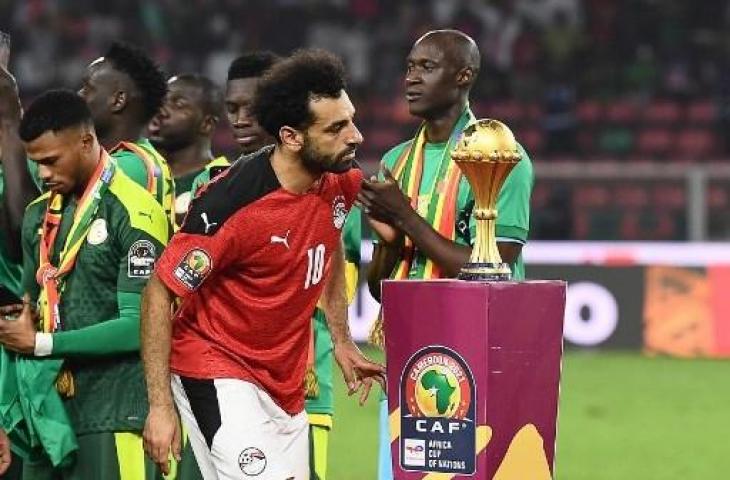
[383,280,565,479]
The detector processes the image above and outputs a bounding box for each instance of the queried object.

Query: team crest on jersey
[87,218,108,245]
[332,195,347,230]
[174,249,212,290]
[238,447,266,476]
[128,240,156,278]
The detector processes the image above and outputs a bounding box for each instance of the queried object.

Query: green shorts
[22,431,162,480]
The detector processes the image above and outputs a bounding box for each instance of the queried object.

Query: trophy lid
[451,118,521,163]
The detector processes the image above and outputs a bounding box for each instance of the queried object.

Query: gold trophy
[451,119,522,281]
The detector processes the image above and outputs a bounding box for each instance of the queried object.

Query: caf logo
[400,345,476,475]
[405,347,472,419]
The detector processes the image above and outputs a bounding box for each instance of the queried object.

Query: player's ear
[456,67,474,88]
[279,126,304,152]
[200,114,219,136]
[79,126,95,152]
[110,90,126,113]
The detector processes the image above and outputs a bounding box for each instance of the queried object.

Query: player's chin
[326,159,354,173]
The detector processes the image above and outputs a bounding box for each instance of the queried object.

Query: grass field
[329,349,730,480]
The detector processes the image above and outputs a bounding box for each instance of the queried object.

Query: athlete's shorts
[172,375,309,480]
[22,431,161,480]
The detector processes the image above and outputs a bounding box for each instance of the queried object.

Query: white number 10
[305,244,326,289]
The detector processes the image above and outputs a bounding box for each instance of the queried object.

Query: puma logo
[138,210,153,221]
[270,230,290,250]
[200,212,217,234]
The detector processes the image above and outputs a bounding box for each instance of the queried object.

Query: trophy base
[458,262,512,281]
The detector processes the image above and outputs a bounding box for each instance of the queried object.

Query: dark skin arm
[361,168,522,301]
[0,66,39,261]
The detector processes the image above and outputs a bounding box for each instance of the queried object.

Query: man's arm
[321,241,385,404]
[141,273,181,475]
[141,273,176,409]
[0,427,10,475]
[0,67,38,261]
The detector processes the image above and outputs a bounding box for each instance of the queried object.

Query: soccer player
[141,49,383,480]
[79,42,175,224]
[148,73,226,224]
[359,30,534,479]
[0,90,169,478]
[188,51,279,194]
[188,51,360,479]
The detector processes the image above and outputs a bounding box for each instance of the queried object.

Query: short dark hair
[252,49,347,140]
[171,73,224,116]
[19,89,93,142]
[104,42,167,122]
[227,51,279,81]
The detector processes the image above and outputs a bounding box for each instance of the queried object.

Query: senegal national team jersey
[111,138,175,224]
[0,167,23,298]
[189,156,231,197]
[21,170,169,435]
[175,156,228,219]
[380,141,533,280]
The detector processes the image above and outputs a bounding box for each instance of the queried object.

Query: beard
[300,136,355,174]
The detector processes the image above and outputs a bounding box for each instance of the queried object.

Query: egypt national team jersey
[156,146,362,415]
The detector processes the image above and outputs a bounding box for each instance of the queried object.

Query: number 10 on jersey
[305,244,326,289]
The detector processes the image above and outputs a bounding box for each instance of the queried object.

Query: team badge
[128,240,156,278]
[400,345,476,474]
[332,195,347,230]
[238,447,267,476]
[87,218,108,245]
[173,249,212,290]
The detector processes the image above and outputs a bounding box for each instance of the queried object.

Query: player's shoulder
[181,146,280,236]
[108,169,169,244]
[512,141,535,181]
[23,191,51,229]
[381,140,413,167]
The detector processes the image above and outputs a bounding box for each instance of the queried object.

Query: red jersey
[156,147,361,414]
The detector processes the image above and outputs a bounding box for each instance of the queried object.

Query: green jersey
[0,167,23,298]
[21,171,169,435]
[380,141,533,280]
[189,156,231,197]
[306,206,362,419]
[111,138,175,222]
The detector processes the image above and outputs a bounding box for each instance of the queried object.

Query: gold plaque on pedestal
[451,119,522,281]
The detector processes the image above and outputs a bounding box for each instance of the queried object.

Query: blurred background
[2,1,730,479]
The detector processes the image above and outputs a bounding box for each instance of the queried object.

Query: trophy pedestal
[383,280,565,479]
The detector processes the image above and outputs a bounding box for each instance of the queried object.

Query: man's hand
[358,167,413,227]
[143,404,181,475]
[367,216,402,245]
[334,340,386,405]
[0,301,38,354]
[0,428,11,475]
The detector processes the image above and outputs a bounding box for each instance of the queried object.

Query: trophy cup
[451,119,522,281]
